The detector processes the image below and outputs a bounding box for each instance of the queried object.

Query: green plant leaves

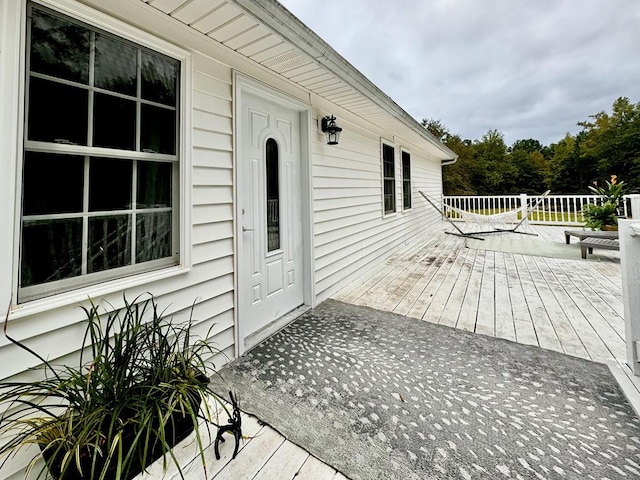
[0,293,226,480]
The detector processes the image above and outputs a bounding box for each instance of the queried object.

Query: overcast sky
[278,0,640,147]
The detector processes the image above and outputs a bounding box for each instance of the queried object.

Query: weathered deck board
[334,223,623,365]
[532,256,614,362]
[455,248,484,332]
[506,254,539,346]
[475,250,496,337]
[295,455,345,479]
[391,235,458,316]
[493,252,517,341]
[525,256,588,358]
[424,245,471,325]
[560,261,625,340]
[144,408,343,480]
[407,242,461,320]
[546,258,625,361]
[212,425,285,480]
[251,440,311,479]
[514,255,562,352]
[438,247,477,328]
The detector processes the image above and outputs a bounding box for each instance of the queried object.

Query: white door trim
[233,73,314,356]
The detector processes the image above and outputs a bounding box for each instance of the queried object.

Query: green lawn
[445,209,583,223]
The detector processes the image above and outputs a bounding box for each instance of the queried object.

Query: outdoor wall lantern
[321,115,342,145]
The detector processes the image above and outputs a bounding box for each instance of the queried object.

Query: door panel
[238,91,304,345]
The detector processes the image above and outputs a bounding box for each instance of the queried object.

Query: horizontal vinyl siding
[0,47,236,382]
[0,12,239,475]
[312,122,443,301]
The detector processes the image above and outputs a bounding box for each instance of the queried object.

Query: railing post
[626,194,640,219]
[519,193,528,220]
[620,220,640,375]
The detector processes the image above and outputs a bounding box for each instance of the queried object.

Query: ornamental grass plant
[0,294,227,480]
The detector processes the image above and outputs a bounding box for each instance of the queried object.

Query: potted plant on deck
[582,175,626,230]
[581,201,619,230]
[0,294,228,480]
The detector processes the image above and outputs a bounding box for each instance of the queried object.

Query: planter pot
[603,225,618,231]
[42,397,201,480]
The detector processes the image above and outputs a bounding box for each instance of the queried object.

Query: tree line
[426,96,640,196]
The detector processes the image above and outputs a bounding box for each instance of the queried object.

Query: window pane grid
[29,72,177,112]
[23,208,172,222]
[136,49,142,152]
[382,144,395,214]
[20,155,173,289]
[20,3,179,300]
[26,5,178,154]
[81,156,90,275]
[131,160,138,265]
[402,151,411,209]
[87,31,95,146]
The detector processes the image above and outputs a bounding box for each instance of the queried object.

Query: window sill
[8,265,190,321]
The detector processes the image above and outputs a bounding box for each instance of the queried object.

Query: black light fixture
[321,115,342,145]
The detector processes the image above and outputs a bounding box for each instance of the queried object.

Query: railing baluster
[439,193,631,226]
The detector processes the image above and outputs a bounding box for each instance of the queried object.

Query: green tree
[441,134,474,195]
[510,138,543,153]
[422,119,476,194]
[421,118,449,142]
[548,133,591,193]
[508,138,550,194]
[577,97,640,190]
[470,129,515,194]
[427,97,640,195]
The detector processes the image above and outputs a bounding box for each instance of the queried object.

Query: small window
[402,151,411,209]
[19,3,180,302]
[266,139,280,252]
[382,143,396,214]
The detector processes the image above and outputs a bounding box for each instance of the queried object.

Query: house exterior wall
[310,114,444,301]
[0,0,240,381]
[0,1,445,475]
[0,0,447,377]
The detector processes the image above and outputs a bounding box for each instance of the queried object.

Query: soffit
[141,0,456,161]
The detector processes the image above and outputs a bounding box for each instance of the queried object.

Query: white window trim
[12,0,193,309]
[401,147,412,212]
[381,138,397,217]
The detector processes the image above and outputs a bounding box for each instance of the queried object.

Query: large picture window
[19,3,180,302]
[382,143,396,214]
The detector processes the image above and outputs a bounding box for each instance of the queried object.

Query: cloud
[279,0,640,146]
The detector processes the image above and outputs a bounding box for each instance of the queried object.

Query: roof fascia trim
[232,0,457,163]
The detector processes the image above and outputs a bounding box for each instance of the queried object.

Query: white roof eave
[232,0,458,164]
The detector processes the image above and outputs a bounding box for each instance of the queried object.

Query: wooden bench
[564,229,618,244]
[580,237,620,259]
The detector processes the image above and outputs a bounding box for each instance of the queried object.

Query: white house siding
[311,114,444,302]
[0,3,238,476]
[0,4,239,381]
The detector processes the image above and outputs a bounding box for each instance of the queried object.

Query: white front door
[237,90,305,348]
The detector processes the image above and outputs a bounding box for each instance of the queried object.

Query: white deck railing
[442,194,639,226]
[619,220,640,376]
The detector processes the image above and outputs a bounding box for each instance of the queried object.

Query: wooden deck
[140,397,348,480]
[334,223,625,364]
[146,223,625,479]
